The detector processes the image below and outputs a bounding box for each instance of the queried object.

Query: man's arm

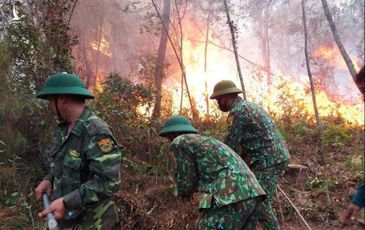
[173,148,198,197]
[352,183,364,208]
[340,183,364,225]
[225,113,251,162]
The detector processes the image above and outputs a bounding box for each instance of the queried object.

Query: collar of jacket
[57,106,91,137]
[71,107,91,136]
[229,97,243,116]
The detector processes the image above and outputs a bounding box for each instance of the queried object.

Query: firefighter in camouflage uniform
[210,80,290,230]
[34,73,122,229]
[159,115,266,230]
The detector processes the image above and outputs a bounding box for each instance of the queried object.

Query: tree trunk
[321,0,357,80]
[203,12,211,116]
[90,1,106,89]
[223,0,246,99]
[278,0,291,74]
[175,0,185,112]
[152,0,194,118]
[264,3,272,88]
[263,5,271,87]
[152,0,170,120]
[302,0,324,165]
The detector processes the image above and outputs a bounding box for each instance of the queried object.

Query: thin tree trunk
[321,0,357,80]
[264,5,271,87]
[203,12,211,116]
[175,0,185,112]
[92,24,103,86]
[67,0,79,25]
[81,41,93,87]
[223,0,246,99]
[180,74,184,109]
[152,0,194,117]
[302,0,324,165]
[91,2,106,89]
[175,1,199,121]
[152,0,170,120]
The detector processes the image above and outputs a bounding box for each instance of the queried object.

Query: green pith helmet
[37,73,94,99]
[159,115,198,137]
[210,80,242,99]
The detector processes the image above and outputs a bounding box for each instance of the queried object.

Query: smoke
[70,0,364,106]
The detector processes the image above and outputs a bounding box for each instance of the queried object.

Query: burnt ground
[1,137,363,230]
[116,142,364,230]
[115,175,364,230]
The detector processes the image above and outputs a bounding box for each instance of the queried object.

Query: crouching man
[159,115,266,229]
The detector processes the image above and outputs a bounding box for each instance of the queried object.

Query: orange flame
[90,34,112,57]
[313,45,360,71]
[313,46,337,60]
[263,77,364,125]
[164,20,238,114]
[162,22,364,125]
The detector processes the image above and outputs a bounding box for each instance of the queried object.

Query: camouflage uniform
[170,133,266,230]
[225,97,290,230]
[43,107,122,229]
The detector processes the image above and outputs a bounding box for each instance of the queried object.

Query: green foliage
[0,191,39,229]
[344,154,364,179]
[135,55,157,86]
[272,82,311,124]
[277,118,317,145]
[308,176,342,194]
[0,1,79,228]
[0,192,21,208]
[194,114,229,142]
[1,0,77,92]
[322,123,351,149]
[92,73,159,160]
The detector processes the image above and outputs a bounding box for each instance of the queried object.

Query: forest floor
[0,129,364,230]
[116,137,364,230]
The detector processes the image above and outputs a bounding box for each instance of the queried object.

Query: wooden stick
[277,185,312,230]
[276,187,285,225]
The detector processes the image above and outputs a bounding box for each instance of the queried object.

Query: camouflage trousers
[56,200,120,230]
[198,197,262,230]
[248,161,288,230]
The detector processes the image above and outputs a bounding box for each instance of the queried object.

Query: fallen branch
[277,185,312,230]
[287,163,308,171]
[276,187,285,225]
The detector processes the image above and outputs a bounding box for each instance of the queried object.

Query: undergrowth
[0,72,363,229]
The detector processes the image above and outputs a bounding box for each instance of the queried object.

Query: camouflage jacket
[43,107,121,215]
[225,97,289,169]
[170,134,266,209]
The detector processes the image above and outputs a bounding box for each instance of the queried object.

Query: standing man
[34,73,122,229]
[159,115,266,229]
[210,80,290,230]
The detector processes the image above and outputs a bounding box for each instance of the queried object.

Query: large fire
[83,21,364,126]
[164,21,364,125]
[164,20,240,115]
[262,78,364,125]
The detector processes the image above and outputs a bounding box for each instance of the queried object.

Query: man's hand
[38,197,65,220]
[340,203,361,226]
[35,180,52,200]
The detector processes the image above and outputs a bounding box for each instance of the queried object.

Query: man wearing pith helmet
[159,115,266,229]
[34,73,122,229]
[210,80,290,230]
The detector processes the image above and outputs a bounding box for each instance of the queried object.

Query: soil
[116,146,365,230]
